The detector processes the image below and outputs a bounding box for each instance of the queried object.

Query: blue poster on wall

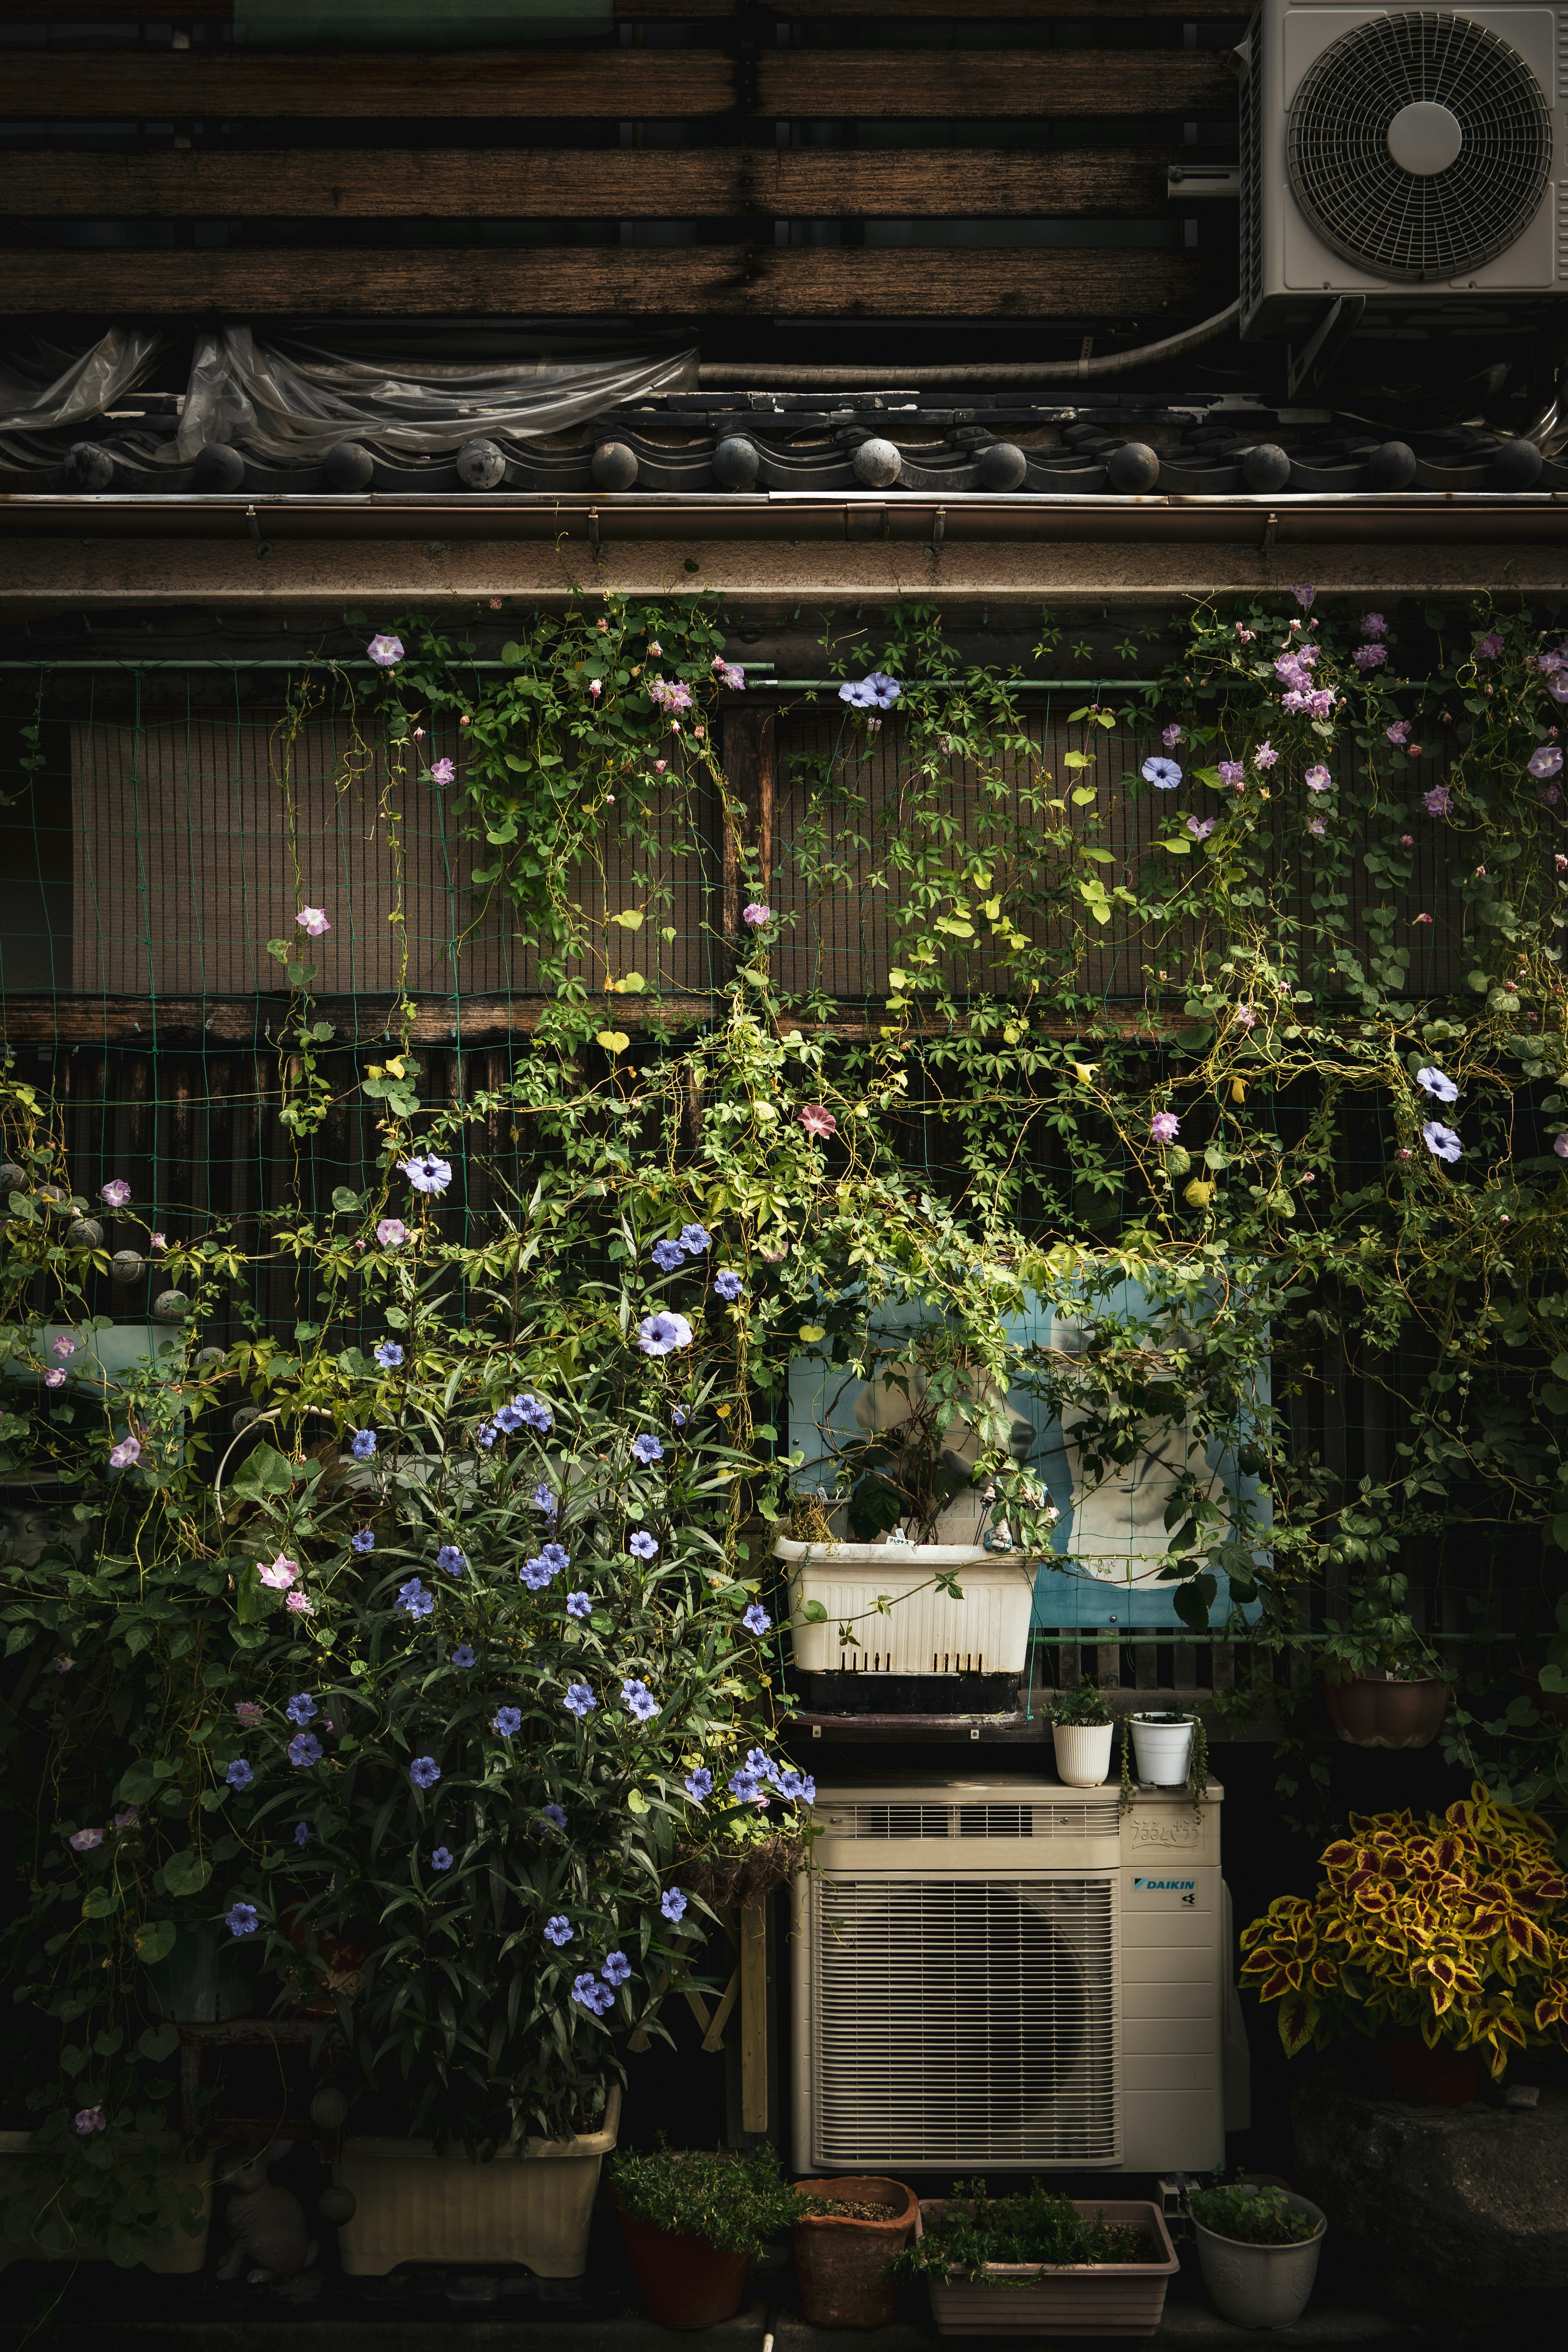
[787,1281,1268,1632]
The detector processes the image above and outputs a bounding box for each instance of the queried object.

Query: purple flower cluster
[437,1545,467,1577]
[397,1577,435,1620]
[572,1972,616,2016]
[622,1677,659,1722]
[521,1541,570,1592]
[839,671,901,711]
[647,676,693,715]
[1351,644,1387,671]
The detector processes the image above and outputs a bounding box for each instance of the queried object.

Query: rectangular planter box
[775,1540,1034,1675]
[917,2198,1178,2338]
[333,2086,620,2277]
[0,2131,213,2273]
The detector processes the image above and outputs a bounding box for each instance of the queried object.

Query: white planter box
[1129,1715,1195,1787]
[0,2132,213,2272]
[1194,2191,1325,2330]
[333,2086,619,2277]
[1052,1723,1114,1787]
[918,2198,1179,2337]
[775,1539,1034,1675]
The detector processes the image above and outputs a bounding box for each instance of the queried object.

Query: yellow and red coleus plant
[1241,1784,1568,2076]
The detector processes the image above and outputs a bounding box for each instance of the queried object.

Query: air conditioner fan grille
[1287,9,1552,282]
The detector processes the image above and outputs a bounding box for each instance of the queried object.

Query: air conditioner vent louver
[814,1874,1118,2164]
[1287,9,1553,282]
[829,1800,1120,1840]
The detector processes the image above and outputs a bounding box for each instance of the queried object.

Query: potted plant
[610,2142,804,2328]
[893,2179,1178,2338]
[1047,1676,1115,1788]
[1127,1710,1198,1786]
[1188,2179,1325,2331]
[792,2176,918,2329]
[1321,1572,1450,1748]
[1241,1782,1568,2100]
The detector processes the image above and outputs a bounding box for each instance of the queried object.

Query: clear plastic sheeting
[170,328,699,463]
[0,327,164,464]
[233,0,610,44]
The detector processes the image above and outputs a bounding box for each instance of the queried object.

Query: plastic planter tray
[916,2198,1179,2338]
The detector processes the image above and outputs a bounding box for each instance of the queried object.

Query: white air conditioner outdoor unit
[1240,4,1568,341]
[792,1776,1243,2175]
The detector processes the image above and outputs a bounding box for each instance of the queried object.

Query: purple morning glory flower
[436,1545,467,1577]
[651,1238,686,1274]
[1422,1121,1462,1163]
[633,1433,664,1466]
[638,1312,693,1357]
[1218,760,1244,786]
[743,1748,778,1784]
[1150,1111,1180,1144]
[566,1591,592,1620]
[368,634,403,668]
[571,1973,615,2016]
[532,1482,558,1517]
[543,1914,573,1947]
[351,1528,375,1554]
[780,1770,816,1804]
[661,1888,688,1923]
[351,1429,377,1461]
[517,1393,552,1433]
[452,1643,477,1668]
[1425,786,1453,817]
[1186,817,1216,841]
[493,1706,522,1738]
[477,1420,497,1448]
[1416,1067,1458,1104]
[430,758,455,787]
[521,1554,557,1591]
[225,1758,254,1792]
[375,1341,404,1370]
[1352,644,1387,671]
[622,1678,658,1722]
[678,1223,711,1255]
[629,1531,659,1560]
[1254,740,1278,769]
[409,1755,441,1788]
[564,1682,596,1718]
[1142,755,1182,790]
[1529,746,1564,780]
[684,1766,713,1802]
[399,1153,452,1195]
[742,1603,771,1635]
[285,1692,317,1726]
[396,1577,434,1620]
[540,1542,569,1573]
[287,1732,323,1768]
[294,1820,311,1849]
[603,1950,632,1987]
[495,1404,524,1435]
[226,1902,258,1936]
[540,1803,567,1829]
[431,1846,453,1871]
[728,1768,761,1801]
[714,1269,743,1301]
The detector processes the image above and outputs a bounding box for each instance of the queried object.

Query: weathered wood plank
[0,1,737,14]
[1,49,737,118]
[777,2,1250,14]
[755,50,1238,116]
[0,243,1213,315]
[3,145,1174,218]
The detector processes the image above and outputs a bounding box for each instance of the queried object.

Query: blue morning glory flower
[684,1766,713,1802]
[1416,1067,1459,1104]
[493,1706,522,1737]
[436,1545,467,1577]
[477,1421,497,1448]
[729,1769,760,1801]
[602,1950,632,1986]
[633,1433,664,1466]
[396,1577,435,1619]
[517,1393,552,1434]
[399,1152,452,1195]
[293,1820,311,1849]
[742,1603,771,1635]
[225,1758,254,1792]
[431,1846,453,1872]
[351,1528,375,1554]
[714,1270,743,1302]
[571,1972,615,2015]
[543,1913,573,1946]
[375,1341,404,1370]
[286,1692,316,1726]
[521,1554,557,1591]
[287,1732,323,1768]
[495,1404,524,1435]
[661,1888,688,1923]
[564,1682,596,1718]
[678,1223,711,1255]
[226,1902,258,1936]
[671,1408,688,1429]
[533,1483,558,1517]
[744,1748,779,1784]
[629,1530,658,1560]
[351,1429,377,1461]
[540,1803,567,1829]
[566,1591,593,1619]
[452,1643,477,1668]
[638,1312,693,1357]
[409,1755,441,1788]
[651,1238,686,1274]
[1423,1120,1462,1163]
[622,1678,658,1722]
[1142,755,1183,790]
[540,1542,570,1573]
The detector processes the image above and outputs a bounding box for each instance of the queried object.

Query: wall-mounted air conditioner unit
[792,1777,1241,2175]
[1240,4,1567,342]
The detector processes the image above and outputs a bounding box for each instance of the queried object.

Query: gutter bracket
[588,506,602,561]
[243,504,273,563]
[928,506,946,561]
[1261,511,1277,556]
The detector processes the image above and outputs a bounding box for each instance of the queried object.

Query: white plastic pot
[1193,2190,1326,2330]
[1051,1723,1114,1788]
[775,1538,1032,1674]
[1129,1715,1196,1786]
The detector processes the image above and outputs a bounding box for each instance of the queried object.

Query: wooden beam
[0,1,737,14]
[0,244,1216,315]
[2,145,1175,218]
[738,1902,767,2135]
[755,50,1238,116]
[775,3,1250,14]
[1,49,737,118]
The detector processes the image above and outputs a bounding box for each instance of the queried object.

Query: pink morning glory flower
[258,1553,298,1590]
[1150,1111,1180,1144]
[53,1336,76,1359]
[742,903,771,926]
[296,906,330,938]
[368,635,403,667]
[376,1218,409,1247]
[799,1106,837,1138]
[108,1436,141,1469]
[101,1179,131,1207]
[430,758,455,786]
[44,1368,65,1388]
[1304,765,1332,792]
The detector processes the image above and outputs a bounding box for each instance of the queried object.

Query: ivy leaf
[134,1926,177,1970]
[162,1851,212,1899]
[609,909,645,932]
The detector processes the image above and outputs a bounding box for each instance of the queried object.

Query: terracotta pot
[1379,2034,1480,2108]
[792,2175,918,2329]
[618,2211,753,2329]
[1323,1675,1449,1749]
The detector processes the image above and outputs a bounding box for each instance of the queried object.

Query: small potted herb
[1047,1677,1115,1788]
[893,2178,1178,2336]
[792,2175,918,2328]
[1189,2179,1325,2331]
[1320,1573,1450,1748]
[610,2143,803,2328]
